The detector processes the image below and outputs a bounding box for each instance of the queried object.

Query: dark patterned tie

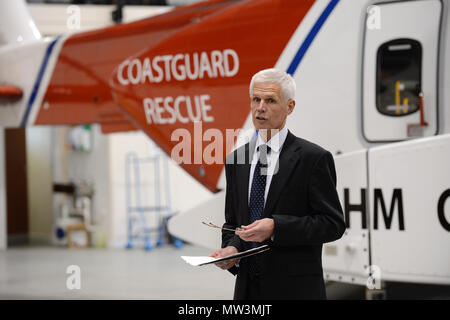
[248,144,270,276]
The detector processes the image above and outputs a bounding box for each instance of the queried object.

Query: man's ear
[287,100,295,115]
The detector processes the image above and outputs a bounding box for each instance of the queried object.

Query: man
[209,68,346,300]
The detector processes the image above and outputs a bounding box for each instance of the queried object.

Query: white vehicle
[0,0,449,298]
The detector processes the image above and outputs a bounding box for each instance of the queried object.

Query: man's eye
[253,97,260,102]
[267,98,275,103]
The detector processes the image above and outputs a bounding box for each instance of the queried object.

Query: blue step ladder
[124,147,183,250]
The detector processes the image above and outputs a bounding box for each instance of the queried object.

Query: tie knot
[257,144,270,167]
[258,144,271,154]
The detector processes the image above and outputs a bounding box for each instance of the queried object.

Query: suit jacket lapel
[263,131,302,218]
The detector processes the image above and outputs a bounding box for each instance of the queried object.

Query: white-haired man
[209,68,346,300]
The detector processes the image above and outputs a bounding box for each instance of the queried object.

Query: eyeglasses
[202,221,242,232]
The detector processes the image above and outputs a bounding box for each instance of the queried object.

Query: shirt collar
[255,125,288,153]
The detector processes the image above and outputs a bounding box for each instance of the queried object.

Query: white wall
[49,126,212,249]
[65,125,110,227]
[0,129,6,250]
[49,125,110,246]
[28,3,172,37]
[107,131,211,248]
[26,126,53,244]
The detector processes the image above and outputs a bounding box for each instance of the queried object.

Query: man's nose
[256,100,266,111]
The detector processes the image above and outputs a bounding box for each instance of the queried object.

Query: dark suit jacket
[222,130,346,300]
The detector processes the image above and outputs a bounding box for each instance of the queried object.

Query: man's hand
[209,246,239,270]
[236,218,274,242]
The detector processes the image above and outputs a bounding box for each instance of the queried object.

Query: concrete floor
[1,243,368,300]
[0,244,236,300]
[5,244,447,300]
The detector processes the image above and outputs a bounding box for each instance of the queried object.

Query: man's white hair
[249,68,296,102]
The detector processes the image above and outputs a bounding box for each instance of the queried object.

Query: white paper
[181,256,218,266]
[180,245,270,267]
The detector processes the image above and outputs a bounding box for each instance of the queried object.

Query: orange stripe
[0,85,23,99]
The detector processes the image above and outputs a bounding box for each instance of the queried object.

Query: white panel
[369,133,450,284]
[323,150,370,285]
[168,190,223,250]
[287,0,366,154]
[441,1,450,134]
[363,0,441,141]
[0,0,41,46]
[0,40,49,127]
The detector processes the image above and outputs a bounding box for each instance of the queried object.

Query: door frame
[360,0,443,143]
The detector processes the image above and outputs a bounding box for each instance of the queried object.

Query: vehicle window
[376,39,422,116]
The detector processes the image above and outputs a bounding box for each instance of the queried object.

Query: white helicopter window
[376,39,422,117]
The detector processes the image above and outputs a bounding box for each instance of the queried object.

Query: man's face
[250,81,295,135]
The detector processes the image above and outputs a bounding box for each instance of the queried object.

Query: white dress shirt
[248,126,289,205]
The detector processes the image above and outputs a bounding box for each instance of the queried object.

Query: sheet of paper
[181,256,217,266]
[180,245,270,267]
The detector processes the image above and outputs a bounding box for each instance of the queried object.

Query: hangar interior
[0,0,237,300]
[1,0,450,300]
